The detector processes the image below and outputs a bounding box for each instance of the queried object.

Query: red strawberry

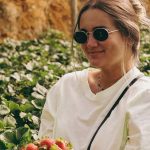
[40,138,55,149]
[26,143,38,150]
[55,140,67,150]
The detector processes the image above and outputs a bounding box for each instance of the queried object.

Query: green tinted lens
[73,31,87,44]
[93,28,108,41]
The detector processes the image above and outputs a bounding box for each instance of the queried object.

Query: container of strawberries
[20,137,73,150]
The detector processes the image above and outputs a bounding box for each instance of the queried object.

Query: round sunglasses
[73,28,119,44]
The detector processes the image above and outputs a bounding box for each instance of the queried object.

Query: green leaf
[2,130,17,144]
[20,102,34,112]
[7,101,20,112]
[0,120,5,132]
[15,127,28,140]
[0,105,10,116]
[4,115,16,127]
[0,140,16,150]
[31,99,45,110]
[15,127,32,146]
[0,140,6,150]
[31,115,39,126]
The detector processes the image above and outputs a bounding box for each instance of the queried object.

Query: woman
[38,0,150,149]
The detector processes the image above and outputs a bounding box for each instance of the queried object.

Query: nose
[86,33,98,48]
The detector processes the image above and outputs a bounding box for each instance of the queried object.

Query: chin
[90,61,103,68]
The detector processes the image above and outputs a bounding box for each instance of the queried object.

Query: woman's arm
[125,89,150,149]
[38,83,60,138]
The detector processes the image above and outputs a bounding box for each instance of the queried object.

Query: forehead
[79,8,115,30]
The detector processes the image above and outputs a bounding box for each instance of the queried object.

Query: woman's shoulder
[130,75,150,96]
[51,69,88,88]
[129,67,150,89]
[127,75,150,106]
[46,69,88,97]
[138,75,150,88]
[60,69,88,82]
[142,75,150,81]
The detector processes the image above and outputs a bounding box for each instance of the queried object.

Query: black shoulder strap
[87,75,143,150]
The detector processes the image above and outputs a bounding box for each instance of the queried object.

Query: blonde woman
[39,0,150,149]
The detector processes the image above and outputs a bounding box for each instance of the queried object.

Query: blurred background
[0,0,149,41]
[0,0,87,41]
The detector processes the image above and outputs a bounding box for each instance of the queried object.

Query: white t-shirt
[38,67,150,150]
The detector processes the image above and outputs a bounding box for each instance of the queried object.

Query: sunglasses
[73,28,119,44]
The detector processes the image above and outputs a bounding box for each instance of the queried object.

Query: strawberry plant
[139,28,150,76]
[0,28,149,149]
[0,29,82,149]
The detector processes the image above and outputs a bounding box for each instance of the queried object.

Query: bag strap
[87,75,143,150]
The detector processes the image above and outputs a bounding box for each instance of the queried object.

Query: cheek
[106,34,125,51]
[105,40,125,60]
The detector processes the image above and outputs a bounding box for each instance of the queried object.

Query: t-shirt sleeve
[124,89,150,149]
[38,79,62,138]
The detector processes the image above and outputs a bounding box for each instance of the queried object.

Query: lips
[88,50,105,54]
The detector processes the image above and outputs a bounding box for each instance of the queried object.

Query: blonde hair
[75,0,150,61]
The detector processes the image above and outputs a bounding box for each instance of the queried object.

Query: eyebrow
[93,26,108,30]
[80,26,108,31]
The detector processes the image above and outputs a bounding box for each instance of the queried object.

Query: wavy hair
[75,0,150,60]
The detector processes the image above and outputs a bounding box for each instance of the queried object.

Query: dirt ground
[0,0,149,41]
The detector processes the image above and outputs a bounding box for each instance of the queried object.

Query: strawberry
[55,140,67,150]
[40,138,55,149]
[26,143,39,150]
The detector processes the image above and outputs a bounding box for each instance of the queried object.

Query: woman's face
[79,8,132,70]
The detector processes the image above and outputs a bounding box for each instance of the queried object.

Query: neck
[95,63,135,91]
[102,61,134,78]
[89,60,135,94]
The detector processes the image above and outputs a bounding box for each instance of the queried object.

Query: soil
[0,0,149,41]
